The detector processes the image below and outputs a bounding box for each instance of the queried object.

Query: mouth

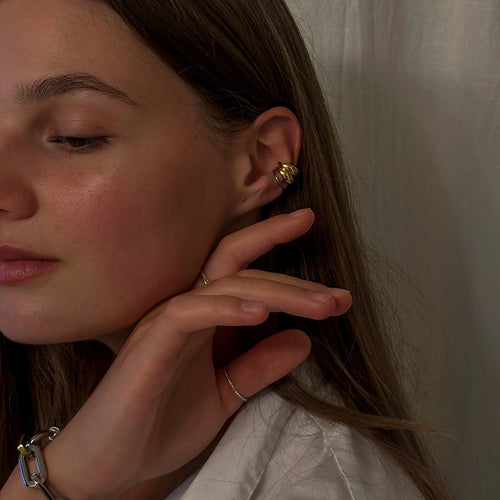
[0,245,58,284]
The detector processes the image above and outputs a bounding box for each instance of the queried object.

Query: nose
[0,178,38,220]
[0,135,38,220]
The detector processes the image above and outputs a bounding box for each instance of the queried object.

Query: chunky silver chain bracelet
[17,426,66,500]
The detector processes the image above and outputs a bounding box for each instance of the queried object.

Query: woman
[0,0,449,498]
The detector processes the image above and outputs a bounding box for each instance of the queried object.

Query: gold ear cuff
[273,162,299,190]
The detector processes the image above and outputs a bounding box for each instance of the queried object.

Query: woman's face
[0,0,238,344]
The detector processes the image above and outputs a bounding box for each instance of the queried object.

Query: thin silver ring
[223,366,249,402]
[200,269,210,285]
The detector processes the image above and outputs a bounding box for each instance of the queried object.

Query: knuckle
[210,297,226,316]
[212,275,232,289]
[161,295,184,318]
[212,296,239,318]
[212,236,252,271]
[214,233,237,257]
[235,269,259,279]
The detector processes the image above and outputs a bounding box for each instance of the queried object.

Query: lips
[0,245,57,284]
[0,245,54,261]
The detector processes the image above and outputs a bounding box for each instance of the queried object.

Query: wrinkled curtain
[286,1,500,498]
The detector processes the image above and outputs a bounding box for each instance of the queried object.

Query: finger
[225,268,348,294]
[191,274,352,319]
[128,295,270,357]
[198,208,314,285]
[231,271,353,314]
[217,329,311,413]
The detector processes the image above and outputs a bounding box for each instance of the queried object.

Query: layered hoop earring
[273,162,299,190]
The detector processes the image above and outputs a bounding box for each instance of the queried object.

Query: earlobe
[232,107,302,217]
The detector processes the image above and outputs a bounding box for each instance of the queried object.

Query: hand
[46,208,352,499]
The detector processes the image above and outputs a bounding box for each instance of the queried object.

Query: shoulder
[177,390,423,499]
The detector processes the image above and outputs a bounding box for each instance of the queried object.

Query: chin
[0,315,134,349]
[0,317,87,345]
[1,325,63,345]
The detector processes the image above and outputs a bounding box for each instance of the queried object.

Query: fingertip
[327,288,351,298]
[288,207,314,227]
[293,332,312,364]
[276,329,312,362]
[288,207,313,218]
[333,290,353,316]
[275,208,314,241]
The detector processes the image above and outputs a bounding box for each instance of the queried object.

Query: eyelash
[48,136,110,154]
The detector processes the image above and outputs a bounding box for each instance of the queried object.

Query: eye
[48,136,110,153]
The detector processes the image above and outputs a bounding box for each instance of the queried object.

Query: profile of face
[0,0,276,344]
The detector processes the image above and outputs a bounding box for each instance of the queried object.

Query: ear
[229,106,301,218]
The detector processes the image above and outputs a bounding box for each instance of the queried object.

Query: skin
[0,1,352,498]
[0,0,239,345]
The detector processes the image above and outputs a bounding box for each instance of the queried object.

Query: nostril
[0,183,38,220]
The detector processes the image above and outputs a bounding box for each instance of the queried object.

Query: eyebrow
[14,72,140,107]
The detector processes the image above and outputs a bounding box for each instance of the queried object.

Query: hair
[0,1,450,498]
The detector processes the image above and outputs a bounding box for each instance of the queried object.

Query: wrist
[19,425,125,500]
[43,439,117,500]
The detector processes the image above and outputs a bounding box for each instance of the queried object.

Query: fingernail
[289,208,311,217]
[306,290,334,302]
[326,288,351,298]
[241,300,266,312]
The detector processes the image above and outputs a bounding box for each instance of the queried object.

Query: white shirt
[166,389,422,499]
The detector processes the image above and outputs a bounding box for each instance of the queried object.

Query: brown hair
[0,1,450,497]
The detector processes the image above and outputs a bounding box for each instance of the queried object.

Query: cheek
[50,160,221,314]
[58,177,184,282]
[28,129,232,340]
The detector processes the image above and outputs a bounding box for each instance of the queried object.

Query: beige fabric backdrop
[286,1,500,498]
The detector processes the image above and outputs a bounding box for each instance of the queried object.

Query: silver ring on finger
[200,269,210,286]
[224,366,249,402]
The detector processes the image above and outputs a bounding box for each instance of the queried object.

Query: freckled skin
[0,0,238,343]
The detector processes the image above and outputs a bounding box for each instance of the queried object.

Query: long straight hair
[0,1,450,497]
